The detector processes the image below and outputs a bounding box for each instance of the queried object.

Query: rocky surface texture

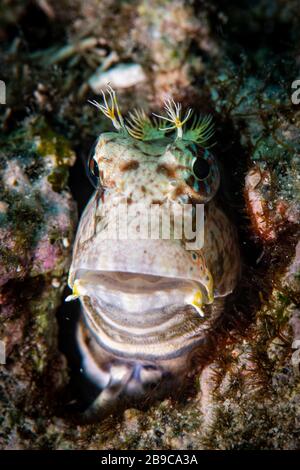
[0,119,76,448]
[0,0,300,449]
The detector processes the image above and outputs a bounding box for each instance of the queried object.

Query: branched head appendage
[126,109,151,140]
[152,98,193,139]
[89,87,214,145]
[184,114,215,147]
[126,108,167,141]
[88,84,125,131]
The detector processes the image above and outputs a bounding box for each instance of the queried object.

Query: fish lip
[71,268,204,286]
[69,238,210,285]
[69,268,213,304]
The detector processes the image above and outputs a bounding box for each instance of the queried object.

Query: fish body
[67,92,240,417]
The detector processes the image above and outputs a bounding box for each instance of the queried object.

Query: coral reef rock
[0,119,76,449]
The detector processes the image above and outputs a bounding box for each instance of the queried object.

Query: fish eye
[86,139,101,188]
[192,158,210,180]
[89,157,100,178]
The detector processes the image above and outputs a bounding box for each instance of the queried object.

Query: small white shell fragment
[88,63,146,93]
[52,278,60,288]
[62,237,70,248]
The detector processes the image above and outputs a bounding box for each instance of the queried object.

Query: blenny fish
[67,85,240,418]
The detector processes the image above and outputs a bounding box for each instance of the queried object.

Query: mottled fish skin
[68,94,240,419]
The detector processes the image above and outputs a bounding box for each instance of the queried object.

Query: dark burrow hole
[56,82,300,417]
[57,146,100,413]
[55,122,278,421]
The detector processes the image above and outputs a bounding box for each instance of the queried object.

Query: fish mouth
[71,269,214,362]
[68,269,213,317]
[69,237,212,287]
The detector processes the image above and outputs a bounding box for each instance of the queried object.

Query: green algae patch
[27,118,76,192]
[47,165,69,192]
[33,120,76,167]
